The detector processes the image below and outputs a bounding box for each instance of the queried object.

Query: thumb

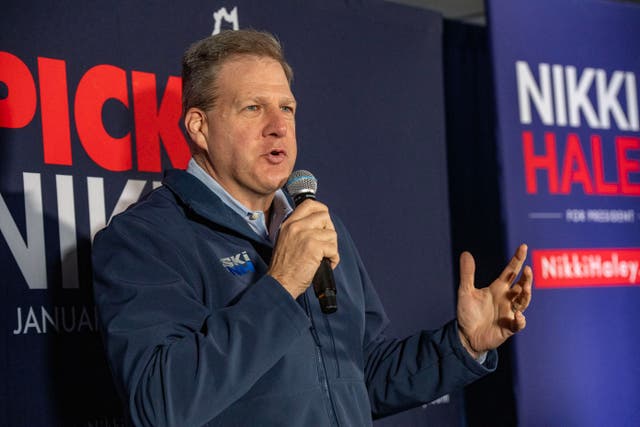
[459,251,476,293]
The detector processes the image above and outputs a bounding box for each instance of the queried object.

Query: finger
[311,235,340,268]
[297,201,335,230]
[523,265,533,290]
[283,211,334,237]
[513,311,526,332]
[507,283,522,301]
[512,265,533,312]
[297,227,338,254]
[325,249,340,269]
[286,199,329,221]
[307,212,336,233]
[285,199,333,228]
[296,199,329,215]
[304,228,339,245]
[499,243,528,284]
[459,251,476,292]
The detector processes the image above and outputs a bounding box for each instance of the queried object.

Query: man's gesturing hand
[268,200,340,299]
[456,244,533,358]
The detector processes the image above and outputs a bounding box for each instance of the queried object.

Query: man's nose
[263,109,289,138]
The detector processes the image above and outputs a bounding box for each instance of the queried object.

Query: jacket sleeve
[92,212,310,427]
[339,226,497,419]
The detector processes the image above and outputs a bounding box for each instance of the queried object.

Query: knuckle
[311,200,328,210]
[288,221,302,234]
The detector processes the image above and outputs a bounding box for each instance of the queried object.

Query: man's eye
[245,105,259,111]
[281,106,295,113]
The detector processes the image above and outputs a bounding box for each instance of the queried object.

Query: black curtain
[443,19,518,427]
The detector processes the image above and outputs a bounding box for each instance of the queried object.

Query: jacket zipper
[304,293,340,427]
[323,315,341,378]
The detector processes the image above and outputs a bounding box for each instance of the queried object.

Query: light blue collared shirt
[186,158,292,242]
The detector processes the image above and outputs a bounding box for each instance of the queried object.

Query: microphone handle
[291,192,337,314]
[313,258,337,314]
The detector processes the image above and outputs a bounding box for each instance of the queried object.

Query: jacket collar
[162,169,273,247]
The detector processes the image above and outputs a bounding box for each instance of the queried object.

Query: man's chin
[249,176,289,197]
[264,167,294,190]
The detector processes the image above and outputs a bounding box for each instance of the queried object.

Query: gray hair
[181,29,293,116]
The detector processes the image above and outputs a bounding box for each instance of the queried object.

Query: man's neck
[193,154,275,215]
[186,157,294,242]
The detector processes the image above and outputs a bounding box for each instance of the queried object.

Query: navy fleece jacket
[92,169,496,427]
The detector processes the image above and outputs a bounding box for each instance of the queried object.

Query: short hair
[181,29,293,116]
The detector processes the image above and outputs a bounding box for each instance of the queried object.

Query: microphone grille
[286,169,318,197]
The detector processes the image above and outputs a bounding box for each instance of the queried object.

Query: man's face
[198,55,297,208]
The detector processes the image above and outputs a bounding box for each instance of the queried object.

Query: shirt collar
[186,158,292,242]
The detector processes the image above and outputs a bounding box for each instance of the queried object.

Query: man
[93,29,532,427]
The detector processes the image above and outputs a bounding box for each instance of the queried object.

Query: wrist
[458,328,481,360]
[267,271,304,299]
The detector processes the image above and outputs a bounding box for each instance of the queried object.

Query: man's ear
[184,108,208,151]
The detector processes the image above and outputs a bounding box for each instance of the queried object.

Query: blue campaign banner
[1,1,459,426]
[487,0,640,425]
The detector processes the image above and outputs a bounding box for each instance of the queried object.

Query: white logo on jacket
[220,251,255,276]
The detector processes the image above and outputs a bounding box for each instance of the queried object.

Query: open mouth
[265,149,287,163]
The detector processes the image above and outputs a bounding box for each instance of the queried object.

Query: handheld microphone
[285,170,337,314]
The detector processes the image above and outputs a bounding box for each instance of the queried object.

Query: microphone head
[286,170,318,204]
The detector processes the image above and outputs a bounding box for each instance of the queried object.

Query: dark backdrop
[443,20,517,427]
[0,1,481,426]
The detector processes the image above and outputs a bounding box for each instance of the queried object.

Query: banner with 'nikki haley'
[487,0,640,425]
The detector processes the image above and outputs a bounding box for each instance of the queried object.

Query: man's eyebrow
[235,95,295,102]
